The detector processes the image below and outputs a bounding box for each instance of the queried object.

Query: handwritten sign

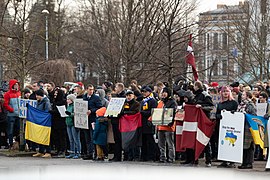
[19,99,37,118]
[74,99,88,129]
[105,98,126,117]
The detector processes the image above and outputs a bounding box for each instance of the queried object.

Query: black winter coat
[140,96,158,134]
[194,89,214,118]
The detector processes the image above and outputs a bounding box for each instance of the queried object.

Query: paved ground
[0,149,269,180]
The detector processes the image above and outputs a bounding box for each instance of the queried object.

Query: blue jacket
[83,94,103,124]
[93,117,108,146]
[36,96,51,112]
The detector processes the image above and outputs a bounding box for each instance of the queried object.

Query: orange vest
[156,101,175,132]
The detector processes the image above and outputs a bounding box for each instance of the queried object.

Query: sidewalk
[0,149,35,157]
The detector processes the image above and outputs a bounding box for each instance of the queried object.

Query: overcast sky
[64,0,243,13]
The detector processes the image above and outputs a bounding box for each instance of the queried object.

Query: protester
[156,87,177,163]
[3,79,21,150]
[82,84,102,160]
[193,81,214,167]
[216,86,238,168]
[93,107,109,161]
[237,91,257,169]
[140,86,158,162]
[32,89,52,158]
[65,94,81,159]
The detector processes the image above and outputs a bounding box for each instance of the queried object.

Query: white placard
[56,105,68,117]
[266,120,270,169]
[104,98,126,117]
[218,111,245,163]
[151,108,174,125]
[19,99,37,118]
[256,103,268,117]
[74,99,88,129]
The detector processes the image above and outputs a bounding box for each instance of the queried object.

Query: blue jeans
[67,126,81,154]
[7,116,20,146]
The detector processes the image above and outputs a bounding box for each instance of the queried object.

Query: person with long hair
[216,86,238,168]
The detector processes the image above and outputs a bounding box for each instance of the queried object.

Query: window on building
[213,58,218,76]
[223,33,227,50]
[222,58,227,75]
[207,33,210,50]
[213,33,218,50]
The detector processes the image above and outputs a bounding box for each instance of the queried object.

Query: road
[0,156,269,180]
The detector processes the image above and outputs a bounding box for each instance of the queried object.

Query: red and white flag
[175,120,184,152]
[180,104,215,160]
[186,34,198,81]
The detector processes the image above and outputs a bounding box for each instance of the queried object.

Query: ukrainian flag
[245,114,268,149]
[25,105,52,145]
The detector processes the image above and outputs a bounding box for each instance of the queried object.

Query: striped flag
[186,34,198,81]
[119,113,142,150]
[175,120,184,152]
[181,104,215,160]
[25,104,52,145]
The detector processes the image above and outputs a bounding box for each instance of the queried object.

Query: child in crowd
[65,94,81,159]
[93,107,109,161]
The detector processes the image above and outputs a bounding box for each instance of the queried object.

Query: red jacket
[3,79,21,116]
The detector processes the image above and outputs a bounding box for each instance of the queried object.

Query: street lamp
[42,9,49,61]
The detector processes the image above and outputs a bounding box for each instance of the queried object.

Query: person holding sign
[216,86,238,168]
[65,94,81,159]
[237,91,257,169]
[156,87,177,163]
[140,86,158,162]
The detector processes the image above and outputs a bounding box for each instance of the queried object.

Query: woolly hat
[125,90,134,96]
[23,88,31,94]
[96,107,107,117]
[35,89,44,97]
[162,87,172,97]
[67,94,76,102]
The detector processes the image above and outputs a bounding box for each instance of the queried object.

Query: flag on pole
[186,34,198,81]
[25,104,52,145]
[180,104,215,160]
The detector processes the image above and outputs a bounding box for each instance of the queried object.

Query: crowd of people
[0,78,269,170]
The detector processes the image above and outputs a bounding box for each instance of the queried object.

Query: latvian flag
[186,34,198,81]
[119,113,142,150]
[181,104,215,160]
[176,120,184,152]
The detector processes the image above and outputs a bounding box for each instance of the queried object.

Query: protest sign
[74,99,88,129]
[218,111,245,163]
[151,108,174,125]
[104,98,126,117]
[19,99,37,118]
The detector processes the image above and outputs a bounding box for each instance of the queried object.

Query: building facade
[198,1,248,85]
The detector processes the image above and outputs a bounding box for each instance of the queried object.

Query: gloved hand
[26,103,29,108]
[231,110,236,114]
[65,111,71,115]
[167,122,173,127]
[264,114,269,119]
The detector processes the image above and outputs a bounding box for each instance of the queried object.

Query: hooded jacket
[4,79,21,116]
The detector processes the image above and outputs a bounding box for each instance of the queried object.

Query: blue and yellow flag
[245,114,268,149]
[25,105,52,145]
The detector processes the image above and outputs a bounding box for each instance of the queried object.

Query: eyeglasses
[88,89,94,90]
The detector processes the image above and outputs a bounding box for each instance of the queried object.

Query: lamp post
[42,9,49,61]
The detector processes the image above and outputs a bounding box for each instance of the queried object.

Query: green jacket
[66,103,74,127]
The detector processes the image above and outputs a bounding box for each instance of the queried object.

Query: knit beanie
[96,107,107,117]
[67,94,76,102]
[162,87,172,97]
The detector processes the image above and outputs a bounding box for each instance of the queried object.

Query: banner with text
[105,98,126,117]
[19,99,37,118]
